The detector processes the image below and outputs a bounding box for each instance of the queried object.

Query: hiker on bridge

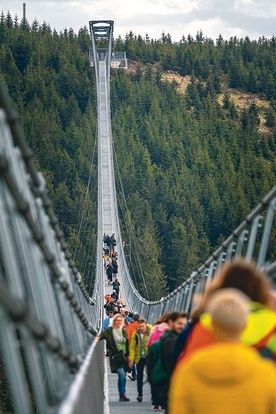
[125,313,140,381]
[105,234,111,254]
[106,262,113,284]
[112,257,118,278]
[111,290,118,302]
[122,310,134,324]
[103,233,108,248]
[112,277,120,295]
[104,310,114,330]
[148,311,186,411]
[95,313,130,402]
[104,296,116,315]
[112,250,118,260]
[110,233,116,252]
[128,318,152,403]
[148,312,172,347]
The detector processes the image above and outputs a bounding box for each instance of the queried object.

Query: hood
[156,322,169,332]
[191,343,259,386]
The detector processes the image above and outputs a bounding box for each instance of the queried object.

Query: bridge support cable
[0,75,104,413]
[112,142,150,300]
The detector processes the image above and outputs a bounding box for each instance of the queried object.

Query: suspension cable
[0,280,94,369]
[112,141,150,300]
[0,152,95,334]
[0,75,93,303]
[73,127,98,263]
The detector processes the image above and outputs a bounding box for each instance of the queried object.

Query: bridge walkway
[103,278,152,413]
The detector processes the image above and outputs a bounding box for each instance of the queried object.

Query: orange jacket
[125,321,139,342]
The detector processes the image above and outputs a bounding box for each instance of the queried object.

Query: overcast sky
[1,0,276,42]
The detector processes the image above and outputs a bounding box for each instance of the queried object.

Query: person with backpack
[148,311,186,411]
[128,319,152,403]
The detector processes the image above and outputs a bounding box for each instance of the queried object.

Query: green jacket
[129,326,152,364]
[99,327,129,372]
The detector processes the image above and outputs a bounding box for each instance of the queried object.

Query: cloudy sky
[1,0,276,42]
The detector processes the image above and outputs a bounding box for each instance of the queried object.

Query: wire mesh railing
[0,75,104,413]
[116,185,276,322]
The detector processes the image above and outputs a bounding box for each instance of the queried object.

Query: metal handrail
[0,77,103,412]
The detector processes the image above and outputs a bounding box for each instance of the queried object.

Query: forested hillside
[0,13,275,303]
[111,31,276,295]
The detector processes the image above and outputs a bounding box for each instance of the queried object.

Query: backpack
[147,331,171,385]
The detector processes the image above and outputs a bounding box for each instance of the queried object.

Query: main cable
[112,141,150,300]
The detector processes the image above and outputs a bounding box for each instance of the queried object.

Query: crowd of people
[103,233,118,286]
[95,240,276,412]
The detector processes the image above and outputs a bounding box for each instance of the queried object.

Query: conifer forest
[0,13,276,304]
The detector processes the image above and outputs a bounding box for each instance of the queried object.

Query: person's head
[138,318,147,333]
[108,310,114,318]
[113,306,118,313]
[133,313,140,321]
[206,288,250,341]
[112,313,124,329]
[124,310,129,317]
[166,311,187,334]
[154,312,173,325]
[206,258,270,306]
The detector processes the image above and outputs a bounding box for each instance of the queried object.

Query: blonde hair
[111,313,124,327]
[206,288,250,338]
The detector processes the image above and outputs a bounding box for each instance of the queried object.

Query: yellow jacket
[129,326,152,364]
[169,343,276,414]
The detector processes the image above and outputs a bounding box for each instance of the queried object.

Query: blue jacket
[104,316,112,330]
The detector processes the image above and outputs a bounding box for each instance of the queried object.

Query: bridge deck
[108,364,152,413]
[104,279,152,412]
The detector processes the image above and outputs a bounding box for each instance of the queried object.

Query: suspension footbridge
[0,20,275,414]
